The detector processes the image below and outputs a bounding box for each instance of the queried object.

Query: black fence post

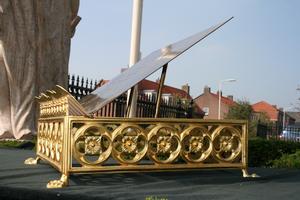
[68,74,195,119]
[176,99,182,118]
[68,74,97,100]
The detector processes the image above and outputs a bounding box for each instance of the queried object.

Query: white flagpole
[127,0,143,117]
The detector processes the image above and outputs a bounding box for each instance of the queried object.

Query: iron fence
[257,123,300,142]
[94,93,191,118]
[68,74,97,100]
[68,75,194,118]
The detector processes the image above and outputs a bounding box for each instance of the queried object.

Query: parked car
[279,126,300,142]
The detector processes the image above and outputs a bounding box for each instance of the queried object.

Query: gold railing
[25,86,257,188]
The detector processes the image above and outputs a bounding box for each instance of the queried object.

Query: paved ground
[0,148,299,200]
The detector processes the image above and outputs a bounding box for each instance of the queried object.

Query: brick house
[193,86,235,119]
[138,79,191,103]
[286,112,300,126]
[97,68,192,104]
[98,79,192,102]
[97,79,205,118]
[252,101,295,127]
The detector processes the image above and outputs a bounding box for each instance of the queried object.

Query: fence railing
[68,75,194,118]
[257,123,300,142]
[256,123,281,139]
[94,94,192,118]
[68,74,97,100]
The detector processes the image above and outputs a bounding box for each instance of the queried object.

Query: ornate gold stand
[242,168,260,178]
[24,157,40,165]
[47,174,69,189]
[25,86,258,188]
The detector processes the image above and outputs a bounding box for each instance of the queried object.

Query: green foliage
[255,112,271,125]
[248,138,300,167]
[0,140,24,148]
[225,100,272,137]
[225,100,257,136]
[272,150,300,168]
[0,140,35,149]
[225,100,253,120]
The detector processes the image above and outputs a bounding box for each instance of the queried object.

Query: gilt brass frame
[25,87,258,188]
[24,17,259,188]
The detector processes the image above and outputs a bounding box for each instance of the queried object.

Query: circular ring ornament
[212,126,242,162]
[73,124,112,166]
[148,125,181,164]
[111,124,148,164]
[180,126,212,163]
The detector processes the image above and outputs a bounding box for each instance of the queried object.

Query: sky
[69,0,300,110]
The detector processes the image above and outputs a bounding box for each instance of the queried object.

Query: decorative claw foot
[242,169,260,178]
[47,174,69,189]
[24,157,40,165]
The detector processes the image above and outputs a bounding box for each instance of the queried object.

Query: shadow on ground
[0,148,299,200]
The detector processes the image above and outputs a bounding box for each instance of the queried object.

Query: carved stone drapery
[0,0,80,139]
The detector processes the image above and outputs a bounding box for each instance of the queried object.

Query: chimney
[216,90,222,97]
[156,78,160,83]
[204,86,211,94]
[227,95,233,101]
[181,84,190,94]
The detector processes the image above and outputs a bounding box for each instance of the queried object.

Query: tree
[0,0,80,139]
[225,100,271,137]
[225,100,253,120]
[255,111,271,125]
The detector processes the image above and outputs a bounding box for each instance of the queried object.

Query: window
[142,90,157,100]
[162,93,172,103]
[203,107,209,116]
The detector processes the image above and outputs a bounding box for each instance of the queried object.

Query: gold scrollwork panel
[111,124,148,164]
[148,124,181,164]
[180,126,213,163]
[37,121,64,165]
[73,124,112,166]
[211,126,242,163]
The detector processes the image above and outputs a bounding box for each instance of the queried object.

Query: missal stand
[25,17,258,188]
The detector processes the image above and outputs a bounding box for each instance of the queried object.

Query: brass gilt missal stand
[25,17,258,188]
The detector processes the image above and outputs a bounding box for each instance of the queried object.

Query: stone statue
[0,0,80,139]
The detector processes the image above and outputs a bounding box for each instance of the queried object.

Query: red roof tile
[252,101,279,121]
[210,93,236,106]
[96,79,191,99]
[138,79,191,99]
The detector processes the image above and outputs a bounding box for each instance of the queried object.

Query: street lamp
[218,78,236,119]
